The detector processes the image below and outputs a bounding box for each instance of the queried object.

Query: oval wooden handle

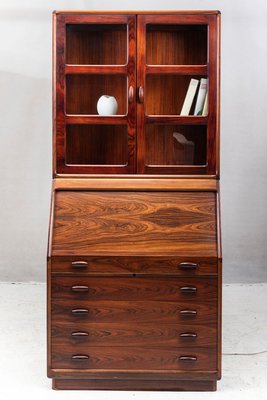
[71,285,89,292]
[71,354,89,360]
[178,262,198,270]
[179,356,197,362]
[180,286,197,293]
[138,86,144,103]
[128,85,134,103]
[71,308,89,314]
[71,261,88,269]
[180,310,197,316]
[71,331,89,337]
[179,332,197,338]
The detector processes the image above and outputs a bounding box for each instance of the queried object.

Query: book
[180,79,199,115]
[194,78,208,115]
[202,92,208,116]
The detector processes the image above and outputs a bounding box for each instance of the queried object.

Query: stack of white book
[180,78,208,116]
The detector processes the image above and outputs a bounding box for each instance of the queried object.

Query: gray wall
[0,0,266,283]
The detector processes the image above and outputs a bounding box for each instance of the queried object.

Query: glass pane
[146,24,207,65]
[66,74,127,115]
[66,24,127,65]
[146,75,207,115]
[66,125,128,165]
[145,125,207,166]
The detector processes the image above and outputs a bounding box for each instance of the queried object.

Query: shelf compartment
[66,24,128,65]
[66,124,128,166]
[146,24,207,65]
[145,125,207,166]
[66,74,127,115]
[145,75,207,116]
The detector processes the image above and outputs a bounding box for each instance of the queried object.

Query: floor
[0,282,266,400]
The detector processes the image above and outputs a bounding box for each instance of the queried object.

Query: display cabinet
[48,10,221,391]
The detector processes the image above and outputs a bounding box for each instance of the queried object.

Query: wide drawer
[51,345,217,371]
[51,299,217,325]
[51,256,217,276]
[51,276,217,302]
[51,322,217,347]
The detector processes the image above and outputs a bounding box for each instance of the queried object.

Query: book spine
[180,79,199,116]
[194,78,207,115]
[202,92,208,116]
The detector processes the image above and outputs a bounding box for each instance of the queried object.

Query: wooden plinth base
[52,378,217,391]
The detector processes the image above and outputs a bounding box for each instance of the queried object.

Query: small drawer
[51,298,217,325]
[51,322,217,347]
[50,256,217,276]
[51,345,217,371]
[51,276,218,302]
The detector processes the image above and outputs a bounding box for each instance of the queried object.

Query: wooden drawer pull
[179,356,197,362]
[71,308,89,314]
[71,354,89,360]
[71,261,88,269]
[180,286,197,293]
[180,310,197,316]
[178,262,198,270]
[71,285,89,292]
[179,332,197,339]
[71,331,89,337]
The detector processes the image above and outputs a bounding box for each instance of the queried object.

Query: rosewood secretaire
[47,10,222,391]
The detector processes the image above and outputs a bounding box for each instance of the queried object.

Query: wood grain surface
[51,256,217,275]
[52,378,217,391]
[51,345,216,370]
[52,191,217,256]
[51,299,217,324]
[51,323,216,347]
[52,177,218,191]
[51,276,217,302]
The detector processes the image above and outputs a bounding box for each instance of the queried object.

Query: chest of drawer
[51,257,217,276]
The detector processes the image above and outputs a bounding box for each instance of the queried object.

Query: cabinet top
[53,10,221,16]
[53,10,220,178]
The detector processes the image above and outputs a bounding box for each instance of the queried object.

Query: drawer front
[51,276,217,302]
[51,257,217,276]
[51,299,217,325]
[51,346,217,371]
[51,323,217,347]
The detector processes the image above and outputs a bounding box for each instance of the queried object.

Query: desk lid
[50,191,217,257]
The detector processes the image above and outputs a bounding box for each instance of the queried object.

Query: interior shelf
[66,124,128,166]
[145,124,207,166]
[66,74,127,115]
[145,74,207,116]
[66,23,128,65]
[146,24,208,65]
[145,115,208,124]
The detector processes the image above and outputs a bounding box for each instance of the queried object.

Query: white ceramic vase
[97,95,118,116]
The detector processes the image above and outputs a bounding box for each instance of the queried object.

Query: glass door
[137,14,219,175]
[55,14,136,174]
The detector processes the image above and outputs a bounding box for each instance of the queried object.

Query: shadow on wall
[0,71,51,282]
